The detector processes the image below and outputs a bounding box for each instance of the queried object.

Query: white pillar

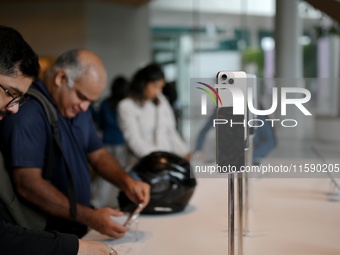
[275,0,302,78]
[274,0,314,140]
[176,35,193,140]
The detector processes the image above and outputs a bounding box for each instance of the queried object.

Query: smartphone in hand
[123,203,144,227]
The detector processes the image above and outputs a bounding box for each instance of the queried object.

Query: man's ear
[55,70,68,88]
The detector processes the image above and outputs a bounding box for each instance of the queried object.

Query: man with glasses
[0,48,150,238]
[0,84,29,119]
[0,25,117,255]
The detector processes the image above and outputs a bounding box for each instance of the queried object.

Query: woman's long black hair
[128,63,164,104]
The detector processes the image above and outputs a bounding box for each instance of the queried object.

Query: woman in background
[118,64,190,166]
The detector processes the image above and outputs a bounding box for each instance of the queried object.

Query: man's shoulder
[2,98,48,127]
[0,97,50,149]
[18,98,46,117]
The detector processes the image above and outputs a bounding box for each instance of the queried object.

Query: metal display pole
[215,72,249,255]
[237,173,243,255]
[228,175,235,255]
[244,171,250,236]
[216,106,244,255]
[243,74,257,236]
[244,130,254,236]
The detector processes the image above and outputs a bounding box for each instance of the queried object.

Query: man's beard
[0,108,10,118]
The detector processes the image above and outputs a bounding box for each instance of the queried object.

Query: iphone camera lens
[221,74,227,80]
[229,78,234,84]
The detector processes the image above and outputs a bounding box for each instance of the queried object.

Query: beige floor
[241,178,340,255]
[239,139,340,255]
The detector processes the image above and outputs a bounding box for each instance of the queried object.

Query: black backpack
[0,87,76,230]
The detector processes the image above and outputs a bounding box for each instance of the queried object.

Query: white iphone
[123,203,144,227]
[215,71,247,173]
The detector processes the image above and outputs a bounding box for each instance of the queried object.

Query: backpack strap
[27,88,77,219]
[0,154,31,227]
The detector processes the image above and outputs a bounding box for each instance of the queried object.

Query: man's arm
[0,221,116,255]
[88,147,150,206]
[13,167,128,238]
[0,220,78,255]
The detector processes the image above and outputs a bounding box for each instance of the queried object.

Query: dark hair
[0,25,40,78]
[129,63,165,102]
[108,75,129,110]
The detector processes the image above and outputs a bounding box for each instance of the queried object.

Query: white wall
[0,3,85,56]
[85,2,151,95]
[0,2,151,100]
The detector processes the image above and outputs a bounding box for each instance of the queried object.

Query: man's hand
[78,240,118,255]
[88,148,150,207]
[123,178,150,207]
[84,208,128,238]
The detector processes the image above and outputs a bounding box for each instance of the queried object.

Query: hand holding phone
[123,203,144,227]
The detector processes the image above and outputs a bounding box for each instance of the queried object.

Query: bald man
[0,49,150,239]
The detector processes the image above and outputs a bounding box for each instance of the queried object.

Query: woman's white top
[118,94,188,158]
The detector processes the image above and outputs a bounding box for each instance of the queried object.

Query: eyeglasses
[0,84,29,108]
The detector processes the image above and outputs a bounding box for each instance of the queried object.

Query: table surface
[85,172,340,255]
[84,177,230,255]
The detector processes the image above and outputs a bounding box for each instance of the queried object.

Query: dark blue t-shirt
[0,80,103,206]
[98,99,125,145]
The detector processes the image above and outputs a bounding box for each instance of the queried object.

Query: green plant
[242,48,264,77]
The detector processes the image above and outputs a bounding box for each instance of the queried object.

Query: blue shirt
[98,99,125,145]
[0,80,103,206]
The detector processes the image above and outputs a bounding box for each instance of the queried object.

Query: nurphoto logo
[196,82,222,115]
[196,81,312,128]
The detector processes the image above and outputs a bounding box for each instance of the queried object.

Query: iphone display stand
[216,106,245,255]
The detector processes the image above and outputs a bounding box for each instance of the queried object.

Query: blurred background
[2,1,340,254]
[1,0,339,147]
